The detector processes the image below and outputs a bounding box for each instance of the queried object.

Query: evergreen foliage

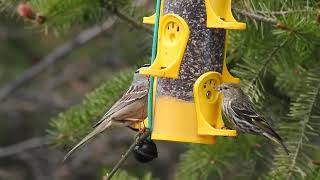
[102,169,155,180]
[3,0,319,179]
[176,136,264,180]
[178,0,320,179]
[0,0,130,31]
[266,69,320,179]
[49,68,136,147]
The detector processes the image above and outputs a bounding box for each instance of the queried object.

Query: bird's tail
[263,130,290,155]
[62,121,112,162]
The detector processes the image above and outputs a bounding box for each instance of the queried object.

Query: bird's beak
[136,64,151,73]
[142,64,151,67]
[215,85,221,92]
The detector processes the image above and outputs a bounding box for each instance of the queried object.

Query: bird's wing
[232,99,260,118]
[231,99,280,133]
[93,83,148,127]
[230,99,272,128]
[230,98,289,154]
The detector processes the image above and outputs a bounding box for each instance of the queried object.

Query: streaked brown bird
[216,83,289,154]
[63,65,150,162]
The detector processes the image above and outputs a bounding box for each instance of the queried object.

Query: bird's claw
[138,127,146,134]
[222,126,231,130]
[133,127,146,143]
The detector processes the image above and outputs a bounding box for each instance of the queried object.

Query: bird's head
[133,64,150,83]
[215,83,242,97]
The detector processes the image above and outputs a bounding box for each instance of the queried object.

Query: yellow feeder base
[151,96,216,144]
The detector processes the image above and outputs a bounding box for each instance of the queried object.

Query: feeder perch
[143,14,156,24]
[140,14,190,79]
[194,72,237,136]
[143,0,164,24]
[205,0,246,30]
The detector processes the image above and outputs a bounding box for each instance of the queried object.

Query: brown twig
[104,130,151,180]
[0,16,116,102]
[233,8,278,24]
[255,9,318,16]
[0,8,153,102]
[233,8,302,32]
[113,8,153,35]
[0,136,52,158]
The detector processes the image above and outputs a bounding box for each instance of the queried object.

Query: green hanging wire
[147,0,161,131]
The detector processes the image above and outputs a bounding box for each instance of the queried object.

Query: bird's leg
[138,126,146,134]
[140,120,146,133]
[133,130,143,142]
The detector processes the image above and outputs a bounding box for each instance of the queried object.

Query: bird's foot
[221,126,232,130]
[138,127,146,134]
[133,127,146,142]
[221,126,236,138]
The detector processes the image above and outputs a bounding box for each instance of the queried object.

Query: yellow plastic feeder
[205,0,246,30]
[132,0,246,144]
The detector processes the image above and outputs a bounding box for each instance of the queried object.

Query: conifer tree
[1,0,319,179]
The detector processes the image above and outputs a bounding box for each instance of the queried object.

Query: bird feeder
[135,0,246,144]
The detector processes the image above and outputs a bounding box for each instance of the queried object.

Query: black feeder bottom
[133,140,158,163]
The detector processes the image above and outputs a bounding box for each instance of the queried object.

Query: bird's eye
[223,87,228,90]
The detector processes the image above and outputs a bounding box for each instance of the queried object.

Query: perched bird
[63,65,150,162]
[216,83,289,154]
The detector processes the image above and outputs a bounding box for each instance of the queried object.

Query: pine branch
[233,8,307,33]
[286,78,320,179]
[0,0,16,13]
[103,168,153,180]
[176,136,262,180]
[307,165,320,180]
[247,39,288,89]
[232,38,289,103]
[49,67,136,147]
[0,16,116,102]
[255,9,318,16]
[233,8,278,24]
[266,69,320,179]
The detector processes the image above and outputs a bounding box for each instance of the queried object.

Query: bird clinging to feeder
[216,83,289,154]
[63,65,151,162]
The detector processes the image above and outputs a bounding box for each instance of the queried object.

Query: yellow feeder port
[205,0,246,30]
[222,31,240,84]
[143,0,164,24]
[140,14,190,79]
[194,72,237,136]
